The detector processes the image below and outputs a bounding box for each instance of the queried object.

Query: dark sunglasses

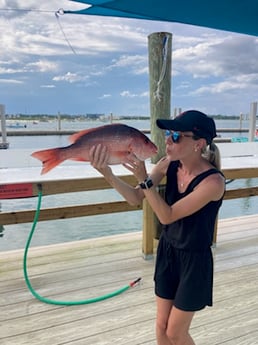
[165,130,199,143]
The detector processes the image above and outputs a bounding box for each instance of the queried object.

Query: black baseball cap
[156,110,217,144]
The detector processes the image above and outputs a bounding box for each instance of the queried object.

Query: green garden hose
[23,184,141,305]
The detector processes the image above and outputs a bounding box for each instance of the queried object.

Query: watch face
[146,179,153,189]
[140,181,146,189]
[140,177,153,189]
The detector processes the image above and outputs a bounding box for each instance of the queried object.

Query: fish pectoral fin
[126,145,138,159]
[124,150,138,161]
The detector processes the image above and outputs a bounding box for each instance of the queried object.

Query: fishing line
[154,33,170,102]
[55,8,77,55]
[0,8,54,14]
[23,183,141,305]
[0,7,77,55]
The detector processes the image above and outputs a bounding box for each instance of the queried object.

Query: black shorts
[154,233,213,312]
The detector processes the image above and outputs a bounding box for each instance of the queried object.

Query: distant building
[86,113,105,120]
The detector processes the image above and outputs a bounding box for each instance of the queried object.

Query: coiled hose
[23,184,141,305]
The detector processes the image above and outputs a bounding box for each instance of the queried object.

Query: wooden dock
[1,214,258,345]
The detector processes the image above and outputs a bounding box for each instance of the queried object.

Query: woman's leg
[166,306,195,344]
[156,296,195,345]
[156,296,174,345]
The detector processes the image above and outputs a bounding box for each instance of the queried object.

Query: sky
[0,0,258,117]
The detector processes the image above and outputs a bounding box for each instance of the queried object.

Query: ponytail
[202,142,221,170]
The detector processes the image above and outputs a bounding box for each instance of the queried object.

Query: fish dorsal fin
[68,123,128,144]
[68,127,100,143]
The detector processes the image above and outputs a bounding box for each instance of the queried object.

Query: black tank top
[163,161,225,251]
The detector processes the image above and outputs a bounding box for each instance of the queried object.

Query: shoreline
[0,128,249,136]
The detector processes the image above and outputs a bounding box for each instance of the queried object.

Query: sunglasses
[165,130,199,143]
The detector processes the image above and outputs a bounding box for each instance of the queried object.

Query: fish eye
[144,137,149,144]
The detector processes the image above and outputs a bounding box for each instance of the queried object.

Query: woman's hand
[89,144,111,175]
[123,154,148,183]
[89,145,145,206]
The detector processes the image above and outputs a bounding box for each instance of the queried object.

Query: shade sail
[64,0,258,37]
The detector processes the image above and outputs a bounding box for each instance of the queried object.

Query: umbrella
[64,0,258,37]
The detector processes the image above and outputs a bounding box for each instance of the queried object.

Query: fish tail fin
[31,148,64,174]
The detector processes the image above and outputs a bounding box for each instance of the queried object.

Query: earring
[194,147,198,152]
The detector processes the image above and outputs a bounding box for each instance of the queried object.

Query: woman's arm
[89,144,168,206]
[124,155,225,225]
[139,172,225,224]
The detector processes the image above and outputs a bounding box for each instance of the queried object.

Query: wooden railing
[0,167,258,257]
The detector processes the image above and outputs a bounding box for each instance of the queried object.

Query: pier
[1,214,258,345]
[0,128,252,146]
[0,144,257,344]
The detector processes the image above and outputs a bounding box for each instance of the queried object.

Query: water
[0,118,257,251]
[5,117,253,149]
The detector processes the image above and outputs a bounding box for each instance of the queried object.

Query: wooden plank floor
[1,214,258,345]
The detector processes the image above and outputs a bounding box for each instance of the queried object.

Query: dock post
[142,199,156,259]
[0,202,4,237]
[142,32,172,258]
[57,111,61,131]
[0,104,9,149]
[148,31,172,162]
[239,112,243,130]
[248,102,257,141]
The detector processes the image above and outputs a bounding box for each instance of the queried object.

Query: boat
[0,142,9,149]
[6,123,27,129]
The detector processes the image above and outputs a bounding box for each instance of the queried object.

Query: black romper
[154,161,224,311]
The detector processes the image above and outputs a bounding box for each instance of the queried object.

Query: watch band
[139,176,153,189]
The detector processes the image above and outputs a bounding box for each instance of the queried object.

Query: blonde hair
[201,142,221,170]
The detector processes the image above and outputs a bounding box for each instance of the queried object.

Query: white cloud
[40,84,55,88]
[0,0,258,115]
[53,71,89,83]
[120,90,137,98]
[0,66,23,74]
[27,60,58,72]
[99,94,111,99]
[120,90,148,98]
[101,54,149,79]
[173,34,258,80]
[0,78,23,84]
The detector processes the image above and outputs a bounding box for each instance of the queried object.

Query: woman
[89,110,225,345]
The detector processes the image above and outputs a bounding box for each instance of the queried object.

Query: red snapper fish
[31,123,158,174]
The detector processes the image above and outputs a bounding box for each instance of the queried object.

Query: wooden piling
[57,111,61,131]
[148,32,172,162]
[248,102,257,141]
[0,104,9,149]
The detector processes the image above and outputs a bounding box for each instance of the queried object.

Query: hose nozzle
[130,277,142,287]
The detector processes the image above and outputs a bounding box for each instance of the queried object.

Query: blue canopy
[64,0,258,37]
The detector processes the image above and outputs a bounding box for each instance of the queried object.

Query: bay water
[0,118,257,251]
